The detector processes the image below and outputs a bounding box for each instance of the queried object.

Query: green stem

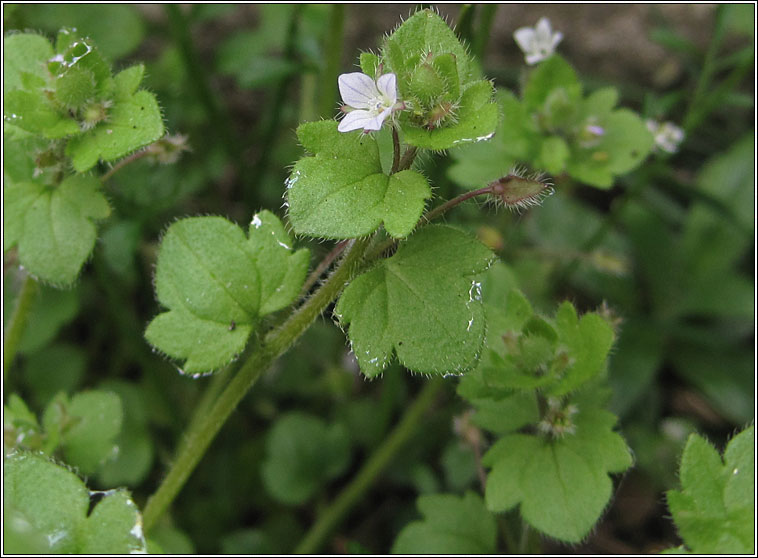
[472,5,497,62]
[318,5,345,119]
[247,5,303,208]
[294,378,444,554]
[3,274,38,377]
[455,4,475,44]
[683,6,728,132]
[100,149,151,183]
[365,184,495,261]
[177,364,234,454]
[142,236,372,533]
[164,5,238,162]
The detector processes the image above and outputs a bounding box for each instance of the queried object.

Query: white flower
[514,17,563,66]
[646,119,685,153]
[337,72,403,133]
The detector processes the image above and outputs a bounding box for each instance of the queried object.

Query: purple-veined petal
[375,73,397,103]
[338,72,379,109]
[338,109,387,132]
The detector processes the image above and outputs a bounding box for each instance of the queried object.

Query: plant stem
[683,6,728,132]
[247,5,303,208]
[294,378,444,554]
[164,5,238,163]
[142,236,372,533]
[100,149,152,183]
[397,145,418,173]
[454,4,475,44]
[318,5,346,119]
[391,126,401,174]
[365,184,495,261]
[472,4,497,63]
[3,274,38,377]
[299,240,349,298]
[422,185,493,223]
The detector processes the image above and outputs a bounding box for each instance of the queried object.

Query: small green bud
[55,66,96,108]
[81,100,111,130]
[489,169,554,210]
[409,62,445,102]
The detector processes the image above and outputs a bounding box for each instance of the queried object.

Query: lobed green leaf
[286,120,431,239]
[483,406,632,542]
[145,212,309,374]
[335,225,493,377]
[4,175,110,285]
[261,412,350,505]
[666,426,754,554]
[391,492,496,554]
[4,452,147,554]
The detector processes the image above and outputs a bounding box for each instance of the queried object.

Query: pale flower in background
[646,119,685,153]
[337,72,404,133]
[514,17,563,65]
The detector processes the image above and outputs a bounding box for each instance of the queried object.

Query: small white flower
[514,17,563,66]
[646,119,685,153]
[337,72,403,133]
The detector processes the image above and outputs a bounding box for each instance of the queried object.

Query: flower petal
[338,72,379,109]
[513,27,536,53]
[375,73,397,103]
[338,109,388,132]
[535,17,552,39]
[551,31,564,49]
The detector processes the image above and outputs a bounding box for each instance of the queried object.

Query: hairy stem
[100,149,152,183]
[365,184,495,261]
[294,378,444,554]
[142,236,372,532]
[397,145,418,172]
[3,274,38,377]
[299,240,349,298]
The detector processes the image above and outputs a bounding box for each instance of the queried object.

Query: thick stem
[294,378,444,554]
[3,274,38,377]
[142,236,372,533]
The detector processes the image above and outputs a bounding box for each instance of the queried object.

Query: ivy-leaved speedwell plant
[8,8,744,555]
